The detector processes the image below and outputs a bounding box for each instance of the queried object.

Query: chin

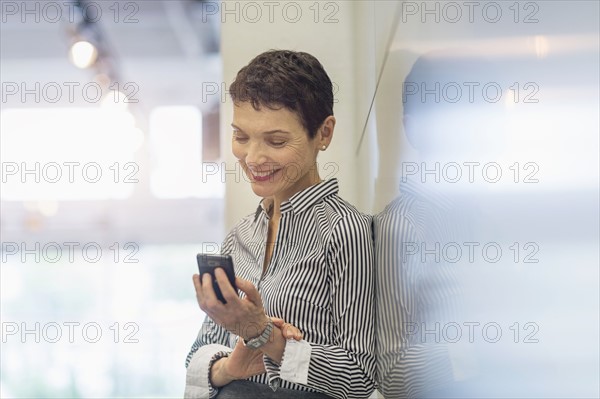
[249,182,276,198]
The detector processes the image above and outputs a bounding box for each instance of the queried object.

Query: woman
[185,50,376,399]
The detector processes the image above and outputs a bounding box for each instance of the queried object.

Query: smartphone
[196,254,237,304]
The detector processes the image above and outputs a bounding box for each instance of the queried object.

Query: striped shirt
[185,178,376,399]
[374,180,463,398]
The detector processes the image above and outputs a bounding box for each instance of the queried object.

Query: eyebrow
[231,124,291,135]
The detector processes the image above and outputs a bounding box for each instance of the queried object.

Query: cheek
[231,147,250,175]
[286,143,312,161]
[281,148,314,175]
[231,142,244,161]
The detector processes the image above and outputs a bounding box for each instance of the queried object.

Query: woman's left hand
[226,339,267,379]
[193,269,270,340]
[209,339,267,387]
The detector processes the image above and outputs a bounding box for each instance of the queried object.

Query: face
[231,102,324,204]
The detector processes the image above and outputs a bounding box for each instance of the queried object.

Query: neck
[270,172,322,217]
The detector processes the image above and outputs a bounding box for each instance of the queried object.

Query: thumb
[235,277,262,305]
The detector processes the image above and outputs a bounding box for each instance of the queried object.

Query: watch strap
[243,319,273,349]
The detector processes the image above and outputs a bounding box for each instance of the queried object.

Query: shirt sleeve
[184,316,233,398]
[263,212,377,398]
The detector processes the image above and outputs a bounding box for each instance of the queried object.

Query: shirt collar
[254,178,339,220]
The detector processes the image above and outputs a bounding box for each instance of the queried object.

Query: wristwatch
[243,319,273,349]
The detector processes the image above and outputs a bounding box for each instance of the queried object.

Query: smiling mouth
[251,169,280,182]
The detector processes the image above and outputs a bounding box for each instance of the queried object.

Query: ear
[318,116,335,148]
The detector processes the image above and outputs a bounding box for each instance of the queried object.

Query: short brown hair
[229,50,334,138]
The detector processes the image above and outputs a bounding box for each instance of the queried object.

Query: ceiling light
[69,40,98,69]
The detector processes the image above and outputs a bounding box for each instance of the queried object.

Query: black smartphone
[196,254,237,304]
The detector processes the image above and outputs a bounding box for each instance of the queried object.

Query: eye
[232,132,248,144]
[269,140,286,147]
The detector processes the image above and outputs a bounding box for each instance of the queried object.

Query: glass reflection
[372,1,599,397]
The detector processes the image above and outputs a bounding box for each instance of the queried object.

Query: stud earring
[321,145,327,150]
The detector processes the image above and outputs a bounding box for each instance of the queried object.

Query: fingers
[271,317,303,340]
[236,276,263,306]
[214,268,238,303]
[193,274,202,295]
[282,325,303,340]
[198,272,220,308]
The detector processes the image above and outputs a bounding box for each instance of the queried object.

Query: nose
[244,142,269,170]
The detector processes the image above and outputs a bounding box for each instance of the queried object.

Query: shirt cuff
[264,339,312,386]
[281,339,312,384]
[184,344,231,399]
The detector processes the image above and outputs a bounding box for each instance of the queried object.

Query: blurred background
[1,1,598,398]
